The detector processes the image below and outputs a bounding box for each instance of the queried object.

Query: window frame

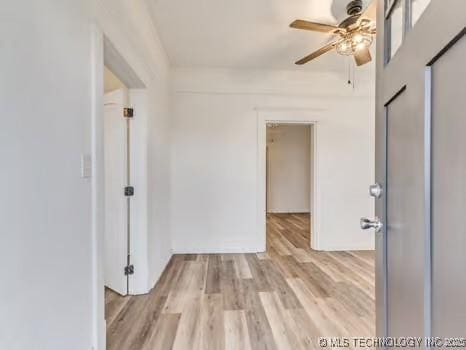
[385,0,433,64]
[384,0,410,64]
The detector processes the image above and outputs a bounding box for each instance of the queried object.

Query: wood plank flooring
[106,213,375,349]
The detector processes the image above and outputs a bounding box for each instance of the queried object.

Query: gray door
[371,0,466,339]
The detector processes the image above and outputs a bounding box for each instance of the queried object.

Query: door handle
[360,217,383,233]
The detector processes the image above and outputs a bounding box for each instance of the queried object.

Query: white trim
[172,246,265,254]
[266,210,311,214]
[173,90,374,98]
[257,109,322,251]
[317,243,376,251]
[90,25,106,350]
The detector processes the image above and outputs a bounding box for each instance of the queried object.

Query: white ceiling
[148,0,373,72]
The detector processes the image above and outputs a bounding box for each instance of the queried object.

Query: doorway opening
[102,66,133,332]
[91,33,148,349]
[258,113,375,338]
[266,123,312,253]
[102,41,149,348]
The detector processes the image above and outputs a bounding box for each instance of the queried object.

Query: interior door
[104,88,129,296]
[371,0,466,338]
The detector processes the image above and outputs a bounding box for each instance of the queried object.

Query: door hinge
[124,264,134,276]
[124,186,134,196]
[123,108,134,118]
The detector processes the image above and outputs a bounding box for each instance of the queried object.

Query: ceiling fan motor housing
[347,0,363,16]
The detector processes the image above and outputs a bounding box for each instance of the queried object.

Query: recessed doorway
[91,32,149,349]
[266,124,312,252]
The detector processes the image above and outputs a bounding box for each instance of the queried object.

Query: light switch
[81,154,92,178]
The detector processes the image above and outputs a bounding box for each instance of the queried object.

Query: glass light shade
[353,33,372,50]
[336,39,354,56]
[336,32,373,56]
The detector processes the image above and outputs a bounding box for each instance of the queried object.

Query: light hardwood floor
[105,213,375,349]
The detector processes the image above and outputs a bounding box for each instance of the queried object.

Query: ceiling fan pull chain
[347,56,352,85]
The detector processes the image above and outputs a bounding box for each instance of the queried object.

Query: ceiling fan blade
[295,42,337,65]
[290,19,339,33]
[354,47,372,66]
[359,0,377,22]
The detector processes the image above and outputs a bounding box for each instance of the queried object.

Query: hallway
[105,214,375,349]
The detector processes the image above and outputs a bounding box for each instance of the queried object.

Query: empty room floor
[105,213,375,349]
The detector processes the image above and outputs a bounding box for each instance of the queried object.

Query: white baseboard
[316,243,375,251]
[172,240,266,255]
[266,210,311,214]
[172,247,266,254]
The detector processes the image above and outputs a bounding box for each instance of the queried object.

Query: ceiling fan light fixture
[353,32,372,49]
[336,39,354,56]
[355,42,368,51]
[290,0,376,66]
[353,33,364,43]
[336,31,372,56]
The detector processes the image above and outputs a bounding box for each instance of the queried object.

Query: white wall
[145,68,172,288]
[267,124,311,213]
[0,1,172,349]
[170,68,375,253]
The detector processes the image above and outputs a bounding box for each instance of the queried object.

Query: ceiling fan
[290,0,377,66]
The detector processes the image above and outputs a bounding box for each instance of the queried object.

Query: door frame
[90,25,148,350]
[256,109,320,250]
